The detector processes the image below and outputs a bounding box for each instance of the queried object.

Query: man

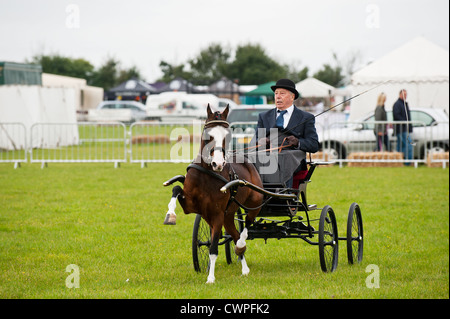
[254,78,319,186]
[393,89,413,165]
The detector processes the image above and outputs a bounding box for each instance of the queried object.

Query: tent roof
[352,36,449,85]
[245,81,276,96]
[295,77,335,97]
[108,78,157,93]
[208,78,240,94]
[155,77,202,93]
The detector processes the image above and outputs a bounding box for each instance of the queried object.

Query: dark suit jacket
[255,106,319,153]
[393,98,413,134]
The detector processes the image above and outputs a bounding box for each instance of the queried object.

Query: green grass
[0,163,448,299]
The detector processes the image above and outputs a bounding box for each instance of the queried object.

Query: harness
[188,114,268,214]
[186,163,267,214]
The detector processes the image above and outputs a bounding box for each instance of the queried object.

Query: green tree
[89,57,120,91]
[157,42,310,85]
[313,52,345,87]
[116,66,142,84]
[89,57,142,90]
[188,43,231,85]
[158,61,192,83]
[31,54,94,80]
[284,62,309,83]
[313,64,344,87]
[225,43,286,85]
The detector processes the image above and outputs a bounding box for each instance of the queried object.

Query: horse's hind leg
[235,203,262,272]
[235,207,260,256]
[224,212,250,276]
[233,224,250,276]
[224,212,240,245]
[163,185,182,225]
[235,227,248,255]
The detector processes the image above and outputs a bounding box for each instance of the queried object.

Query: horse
[163,104,264,284]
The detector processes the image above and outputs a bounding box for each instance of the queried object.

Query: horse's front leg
[206,225,222,284]
[163,185,183,225]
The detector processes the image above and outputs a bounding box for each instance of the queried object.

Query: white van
[145,92,237,121]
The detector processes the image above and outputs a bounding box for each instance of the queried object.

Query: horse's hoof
[163,213,176,225]
[235,245,247,257]
[206,276,215,284]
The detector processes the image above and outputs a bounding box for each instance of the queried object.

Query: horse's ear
[221,104,230,119]
[206,104,213,118]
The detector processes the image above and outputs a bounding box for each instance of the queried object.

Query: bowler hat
[271,79,299,100]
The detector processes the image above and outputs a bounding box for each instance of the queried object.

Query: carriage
[191,158,364,274]
[163,105,364,283]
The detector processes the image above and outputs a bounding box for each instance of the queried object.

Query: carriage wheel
[225,210,244,265]
[318,205,339,272]
[192,214,211,273]
[347,203,364,264]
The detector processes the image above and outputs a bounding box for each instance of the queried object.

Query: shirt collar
[281,105,294,115]
[277,105,294,112]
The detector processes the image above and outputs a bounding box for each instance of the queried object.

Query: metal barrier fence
[1,120,448,168]
[320,120,449,168]
[29,122,127,168]
[129,121,202,167]
[0,123,27,168]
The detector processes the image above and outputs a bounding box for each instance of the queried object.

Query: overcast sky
[1,0,448,83]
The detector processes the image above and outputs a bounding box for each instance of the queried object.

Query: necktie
[276,110,287,129]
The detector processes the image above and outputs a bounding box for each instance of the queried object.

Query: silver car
[228,105,273,150]
[88,101,148,123]
[318,108,449,159]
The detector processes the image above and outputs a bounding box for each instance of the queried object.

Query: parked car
[88,101,148,123]
[145,92,224,121]
[218,98,239,110]
[318,108,449,159]
[227,105,273,150]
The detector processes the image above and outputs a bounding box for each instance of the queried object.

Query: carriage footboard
[220,179,297,200]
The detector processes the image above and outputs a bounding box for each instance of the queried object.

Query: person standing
[374,93,389,151]
[393,89,413,164]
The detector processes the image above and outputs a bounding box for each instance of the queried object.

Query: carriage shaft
[221,179,297,200]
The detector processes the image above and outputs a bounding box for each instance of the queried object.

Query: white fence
[129,121,201,166]
[30,122,127,168]
[320,120,449,168]
[0,123,27,168]
[1,120,448,168]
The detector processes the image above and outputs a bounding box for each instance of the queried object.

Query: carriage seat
[292,170,308,189]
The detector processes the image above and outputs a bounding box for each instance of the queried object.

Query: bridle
[202,118,231,166]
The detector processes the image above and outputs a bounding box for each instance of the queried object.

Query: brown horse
[163,105,264,283]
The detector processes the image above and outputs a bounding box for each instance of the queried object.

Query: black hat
[271,79,299,99]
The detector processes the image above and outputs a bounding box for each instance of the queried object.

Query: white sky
[0,0,448,83]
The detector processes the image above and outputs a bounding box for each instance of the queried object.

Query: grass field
[0,163,448,299]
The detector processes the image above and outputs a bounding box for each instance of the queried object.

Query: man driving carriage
[253,78,320,187]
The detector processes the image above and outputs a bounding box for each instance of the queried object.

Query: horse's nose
[212,161,224,172]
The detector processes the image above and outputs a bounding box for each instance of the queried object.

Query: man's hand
[258,137,270,148]
[285,135,299,148]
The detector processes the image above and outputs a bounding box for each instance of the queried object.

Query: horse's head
[202,104,231,172]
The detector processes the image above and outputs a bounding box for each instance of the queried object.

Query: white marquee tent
[0,85,78,151]
[296,77,336,98]
[349,36,449,120]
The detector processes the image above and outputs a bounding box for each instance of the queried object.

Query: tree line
[30,42,354,91]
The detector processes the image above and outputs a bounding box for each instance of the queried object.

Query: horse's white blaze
[208,126,228,172]
[206,254,217,284]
